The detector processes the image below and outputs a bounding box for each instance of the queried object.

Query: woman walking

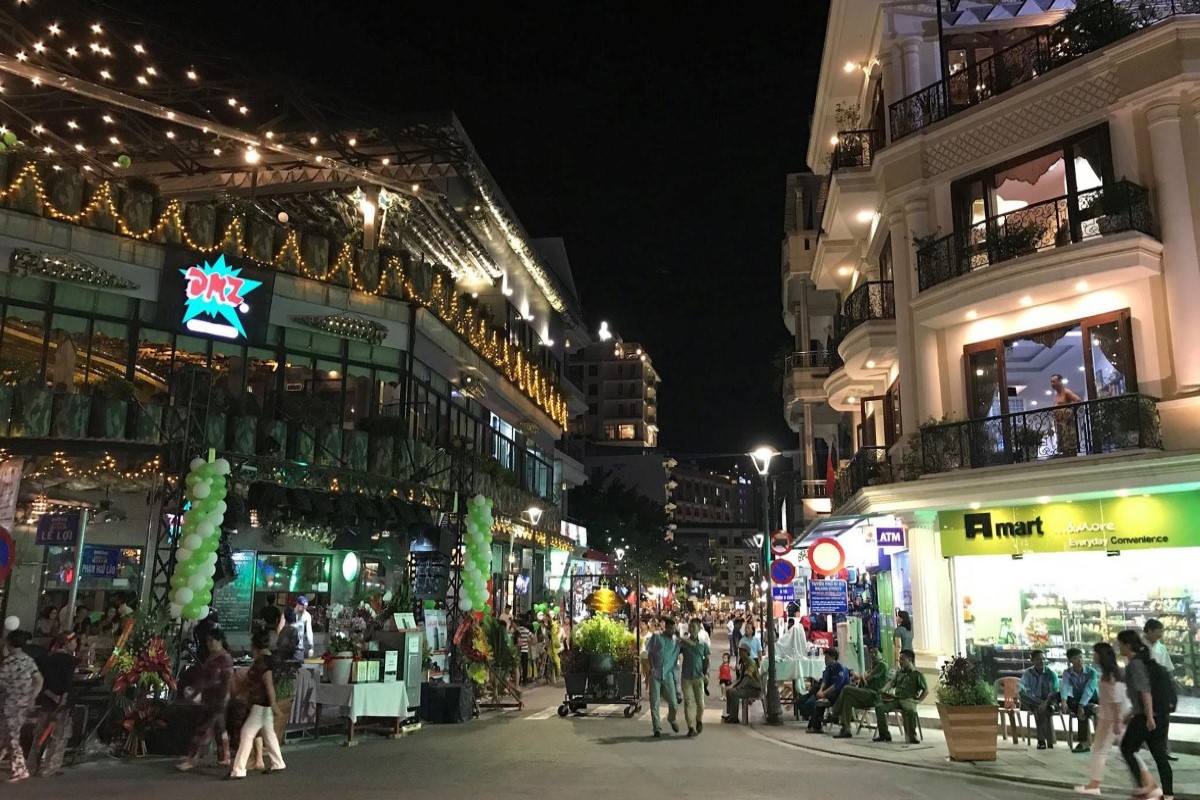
[229,631,285,779]
[34,632,77,776]
[1075,641,1125,795]
[0,631,43,782]
[177,625,234,772]
[1116,630,1172,800]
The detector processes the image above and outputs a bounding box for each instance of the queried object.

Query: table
[772,656,825,683]
[312,681,408,746]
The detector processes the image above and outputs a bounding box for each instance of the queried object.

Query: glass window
[314,359,344,415]
[344,362,372,428]
[171,335,211,402]
[246,347,280,416]
[47,314,89,393]
[967,348,1002,419]
[1,305,47,383]
[211,341,249,409]
[617,424,636,440]
[252,553,331,632]
[1088,318,1132,398]
[87,320,130,386]
[133,328,173,402]
[39,545,143,641]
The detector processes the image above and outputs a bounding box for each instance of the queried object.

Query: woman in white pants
[1076,641,1127,795]
[230,632,285,779]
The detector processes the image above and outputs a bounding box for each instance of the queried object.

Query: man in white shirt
[1144,618,1177,760]
[294,596,315,658]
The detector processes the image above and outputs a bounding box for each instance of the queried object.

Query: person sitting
[1061,646,1099,753]
[721,642,762,724]
[807,648,849,733]
[794,677,821,721]
[873,649,928,744]
[1020,649,1061,749]
[833,645,890,738]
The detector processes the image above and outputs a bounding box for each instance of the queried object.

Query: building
[0,3,592,641]
[672,522,761,601]
[786,0,1200,690]
[566,331,660,449]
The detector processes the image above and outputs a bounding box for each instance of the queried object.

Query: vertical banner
[0,458,24,533]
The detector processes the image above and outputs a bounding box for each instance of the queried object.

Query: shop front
[941,491,1200,701]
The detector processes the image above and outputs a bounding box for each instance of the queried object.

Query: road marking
[524,707,560,720]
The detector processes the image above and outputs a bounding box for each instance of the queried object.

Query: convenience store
[939,491,1200,700]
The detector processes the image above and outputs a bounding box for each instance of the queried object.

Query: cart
[557,571,643,718]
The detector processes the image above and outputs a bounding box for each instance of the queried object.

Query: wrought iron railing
[889,0,1199,140]
[840,281,895,336]
[833,446,890,508]
[784,350,832,371]
[916,181,1156,291]
[919,393,1161,473]
[832,129,884,170]
[799,479,828,499]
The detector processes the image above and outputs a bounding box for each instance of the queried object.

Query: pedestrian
[275,607,300,662]
[0,630,43,782]
[873,649,928,744]
[894,610,913,666]
[229,631,286,779]
[645,617,681,737]
[1019,650,1061,749]
[293,597,314,659]
[33,607,59,648]
[177,625,234,772]
[721,641,761,724]
[729,616,742,657]
[514,620,532,684]
[832,645,889,738]
[718,653,733,700]
[1144,619,1178,762]
[1075,641,1125,796]
[33,632,76,776]
[1061,647,1099,752]
[679,619,709,737]
[1117,629,1173,800]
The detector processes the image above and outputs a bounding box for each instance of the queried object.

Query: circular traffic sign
[769,558,796,585]
[770,530,793,557]
[807,537,846,577]
[0,526,15,582]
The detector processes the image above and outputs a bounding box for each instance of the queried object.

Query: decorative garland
[167,455,230,621]
[459,494,494,614]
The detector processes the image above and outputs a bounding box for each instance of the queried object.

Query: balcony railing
[833,446,890,508]
[889,0,1196,140]
[916,181,1156,292]
[839,281,895,338]
[919,393,1161,473]
[799,479,828,499]
[831,129,883,170]
[784,350,832,372]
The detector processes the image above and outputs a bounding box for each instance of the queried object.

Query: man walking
[646,617,681,737]
[1144,619,1177,760]
[680,619,710,737]
[833,645,890,738]
[1061,647,1099,752]
[721,642,762,723]
[873,649,927,744]
[1020,649,1060,749]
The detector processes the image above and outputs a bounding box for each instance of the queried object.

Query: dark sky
[130,1,830,453]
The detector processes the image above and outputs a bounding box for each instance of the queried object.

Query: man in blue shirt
[741,622,762,663]
[1061,647,1099,752]
[807,648,849,733]
[1020,649,1061,749]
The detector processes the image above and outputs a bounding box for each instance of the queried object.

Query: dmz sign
[159,251,274,344]
[964,512,1045,540]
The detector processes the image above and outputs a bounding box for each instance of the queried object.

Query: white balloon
[473,494,486,507]
[197,522,216,539]
[459,596,474,612]
[182,534,202,551]
[189,457,205,471]
[213,458,231,475]
[205,552,218,566]
[188,573,207,591]
[3,615,18,632]
[175,587,194,605]
[192,483,211,499]
[169,603,183,620]
[176,547,194,564]
[214,501,228,517]
[200,563,217,578]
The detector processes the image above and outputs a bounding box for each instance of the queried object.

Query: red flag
[824,448,836,499]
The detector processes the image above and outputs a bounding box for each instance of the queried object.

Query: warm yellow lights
[865,360,876,368]
[837,266,852,277]
[1020,295,1033,307]
[1076,280,1089,292]
[966,310,978,320]
[856,209,875,223]
[844,61,857,73]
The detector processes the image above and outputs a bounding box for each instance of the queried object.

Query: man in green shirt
[721,642,762,723]
[833,646,890,738]
[873,649,928,744]
[679,618,710,737]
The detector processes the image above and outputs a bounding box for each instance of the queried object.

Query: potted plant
[563,648,589,697]
[89,375,134,439]
[936,656,998,762]
[272,661,298,745]
[323,634,358,685]
[1012,426,1047,462]
[572,615,634,674]
[613,641,639,699]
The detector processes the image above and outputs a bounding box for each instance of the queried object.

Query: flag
[824,444,836,499]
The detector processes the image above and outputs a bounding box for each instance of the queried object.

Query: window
[588,364,598,377]
[587,402,598,415]
[253,553,331,631]
[587,383,598,396]
[878,235,893,282]
[617,424,636,440]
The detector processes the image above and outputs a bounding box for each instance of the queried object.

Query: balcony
[784,350,832,372]
[889,0,1194,141]
[916,181,1156,292]
[831,129,883,171]
[919,394,1162,474]
[838,281,896,338]
[833,446,890,509]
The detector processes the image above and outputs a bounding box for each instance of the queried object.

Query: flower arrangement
[112,637,176,695]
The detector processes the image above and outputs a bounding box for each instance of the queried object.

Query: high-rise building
[567,331,660,449]
[785,0,1200,676]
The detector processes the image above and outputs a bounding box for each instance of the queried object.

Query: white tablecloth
[312,681,408,723]
[290,664,322,728]
[771,656,826,683]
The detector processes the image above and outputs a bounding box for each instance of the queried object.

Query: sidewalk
[750,710,1200,799]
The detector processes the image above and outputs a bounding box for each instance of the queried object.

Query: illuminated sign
[159,250,274,344]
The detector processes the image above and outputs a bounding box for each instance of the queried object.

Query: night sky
[128,1,830,453]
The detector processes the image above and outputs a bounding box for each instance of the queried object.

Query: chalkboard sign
[212,550,256,631]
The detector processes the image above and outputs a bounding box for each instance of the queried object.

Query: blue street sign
[35,512,80,546]
[769,558,796,585]
[771,585,795,602]
[809,579,849,615]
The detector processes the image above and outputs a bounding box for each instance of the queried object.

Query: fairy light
[91,23,103,34]
[66,47,77,57]
[48,23,61,36]
[99,69,112,80]
[66,120,78,130]
[32,41,45,54]
[186,69,198,81]
[133,43,146,54]
[102,115,113,124]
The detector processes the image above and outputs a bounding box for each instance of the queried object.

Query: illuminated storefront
[942,491,1200,694]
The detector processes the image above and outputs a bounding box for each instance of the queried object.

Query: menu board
[212,550,256,631]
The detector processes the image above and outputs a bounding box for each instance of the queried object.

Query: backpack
[1141,653,1178,714]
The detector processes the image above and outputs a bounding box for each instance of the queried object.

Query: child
[718,652,733,699]
[228,631,285,779]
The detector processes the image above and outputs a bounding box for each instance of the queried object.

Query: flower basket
[936,655,998,762]
[325,652,355,685]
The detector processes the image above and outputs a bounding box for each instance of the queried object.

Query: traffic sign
[769,530,793,556]
[0,526,13,582]
[769,558,796,585]
[771,585,795,602]
[807,537,846,577]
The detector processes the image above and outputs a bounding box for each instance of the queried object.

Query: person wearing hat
[293,597,314,659]
[721,641,762,724]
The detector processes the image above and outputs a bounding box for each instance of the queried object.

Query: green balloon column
[167,455,231,621]
[459,494,494,615]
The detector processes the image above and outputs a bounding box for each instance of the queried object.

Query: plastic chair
[890,708,924,742]
[995,677,1024,745]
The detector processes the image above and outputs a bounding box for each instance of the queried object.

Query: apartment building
[567,332,660,448]
[787,0,1200,692]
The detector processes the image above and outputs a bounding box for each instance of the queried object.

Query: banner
[0,459,23,533]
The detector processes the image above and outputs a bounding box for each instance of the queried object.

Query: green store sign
[938,491,1200,557]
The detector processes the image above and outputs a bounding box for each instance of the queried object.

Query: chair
[739,695,766,725]
[853,705,876,734]
[995,677,1023,745]
[890,708,924,742]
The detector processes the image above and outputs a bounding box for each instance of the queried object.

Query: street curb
[744,723,1200,800]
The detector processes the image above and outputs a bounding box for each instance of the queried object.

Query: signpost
[0,526,14,583]
[770,531,793,557]
[808,579,849,615]
[769,558,796,585]
[59,510,89,631]
[35,512,81,546]
[771,585,795,602]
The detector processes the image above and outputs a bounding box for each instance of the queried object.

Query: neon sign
[179,254,262,340]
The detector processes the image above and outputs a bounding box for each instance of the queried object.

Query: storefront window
[47,314,88,392]
[344,362,372,428]
[1,305,47,381]
[87,320,131,386]
[133,328,173,401]
[246,347,280,417]
[252,553,331,632]
[40,545,143,624]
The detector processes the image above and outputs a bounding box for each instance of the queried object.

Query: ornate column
[887,209,919,436]
[903,197,943,422]
[901,37,923,97]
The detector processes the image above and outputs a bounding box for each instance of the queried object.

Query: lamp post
[749,445,783,725]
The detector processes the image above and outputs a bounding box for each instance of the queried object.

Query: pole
[63,510,89,632]
[761,475,782,725]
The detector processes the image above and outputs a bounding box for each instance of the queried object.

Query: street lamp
[748,444,783,725]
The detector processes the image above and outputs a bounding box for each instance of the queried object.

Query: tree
[568,470,672,583]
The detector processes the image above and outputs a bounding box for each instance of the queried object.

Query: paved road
[2,681,1085,800]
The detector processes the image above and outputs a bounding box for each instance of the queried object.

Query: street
[1,683,1087,800]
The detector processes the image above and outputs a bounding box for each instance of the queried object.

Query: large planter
[51,392,90,438]
[564,672,588,696]
[614,672,638,699]
[89,397,128,439]
[937,703,998,762]
[587,653,615,674]
[273,695,294,744]
[325,652,354,686]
